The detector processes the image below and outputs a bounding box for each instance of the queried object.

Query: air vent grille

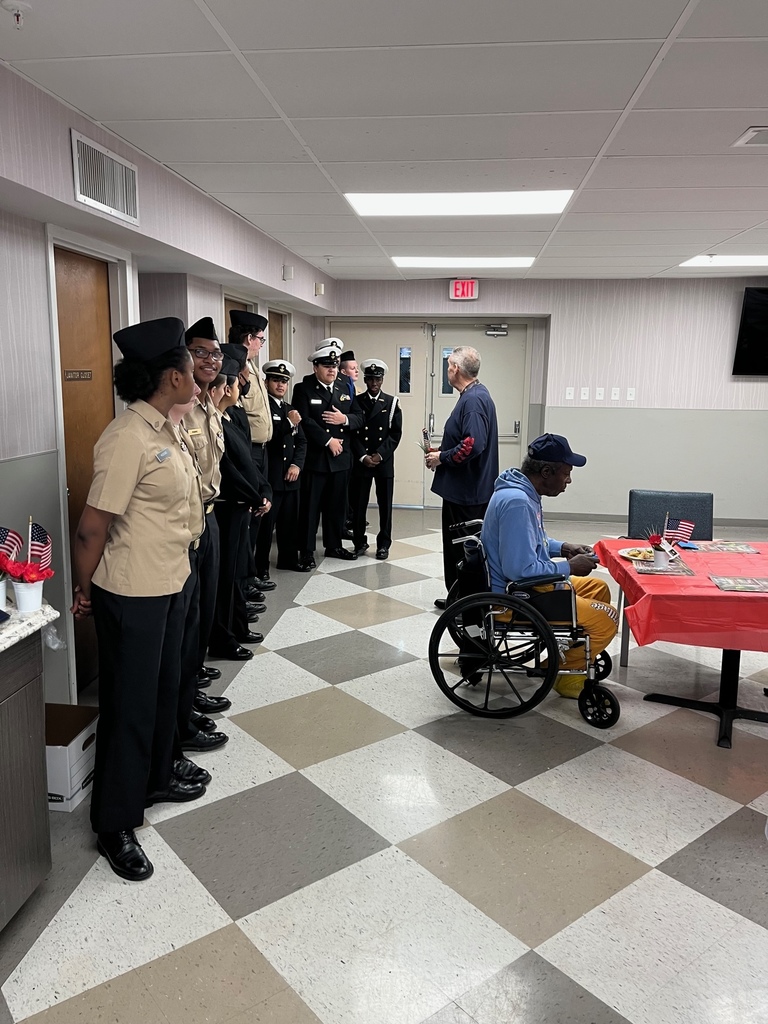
[71,131,139,224]
[732,127,768,147]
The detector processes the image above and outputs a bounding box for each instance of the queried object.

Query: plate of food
[618,546,654,563]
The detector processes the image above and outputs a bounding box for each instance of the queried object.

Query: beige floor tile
[225,987,323,1023]
[134,924,285,1024]
[745,666,768,686]
[386,540,433,560]
[310,591,422,628]
[612,708,768,804]
[230,687,405,769]
[21,970,166,1024]
[400,789,648,947]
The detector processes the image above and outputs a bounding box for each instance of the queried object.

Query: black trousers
[254,488,300,573]
[196,512,220,671]
[441,499,489,592]
[350,469,394,551]
[247,444,268,567]
[298,469,348,554]
[89,583,186,833]
[210,502,250,652]
[177,548,201,744]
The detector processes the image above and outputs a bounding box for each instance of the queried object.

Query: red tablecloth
[594,539,768,653]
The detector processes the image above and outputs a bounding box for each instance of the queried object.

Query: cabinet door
[0,675,51,931]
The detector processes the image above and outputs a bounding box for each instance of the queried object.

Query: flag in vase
[30,522,52,569]
[664,517,695,543]
[0,526,23,559]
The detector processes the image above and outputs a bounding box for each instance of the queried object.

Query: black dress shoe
[434,597,447,609]
[251,576,277,591]
[194,690,231,713]
[208,645,254,661]
[376,548,389,560]
[97,830,153,881]
[247,610,260,623]
[354,543,370,555]
[146,777,206,806]
[244,586,265,602]
[191,710,218,733]
[237,630,264,644]
[295,555,316,572]
[198,665,221,682]
[247,601,267,614]
[342,528,355,541]
[324,547,357,560]
[181,729,229,752]
[173,756,211,786]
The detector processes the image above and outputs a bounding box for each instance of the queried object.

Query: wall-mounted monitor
[733,287,768,376]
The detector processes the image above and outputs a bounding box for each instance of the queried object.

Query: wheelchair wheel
[578,685,620,729]
[594,651,613,682]
[429,593,560,718]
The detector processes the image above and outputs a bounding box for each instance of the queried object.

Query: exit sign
[449,278,479,301]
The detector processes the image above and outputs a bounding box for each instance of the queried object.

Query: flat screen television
[732,287,768,376]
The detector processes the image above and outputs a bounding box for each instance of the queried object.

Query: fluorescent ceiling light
[392,256,535,268]
[346,191,572,217]
[679,255,768,267]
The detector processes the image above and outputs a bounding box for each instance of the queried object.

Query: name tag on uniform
[187,428,203,435]
[311,398,322,404]
[273,413,281,420]
[156,448,171,462]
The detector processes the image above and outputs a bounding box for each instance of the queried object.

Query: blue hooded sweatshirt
[480,468,569,590]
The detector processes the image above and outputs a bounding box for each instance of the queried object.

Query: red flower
[648,533,662,548]
[0,554,55,582]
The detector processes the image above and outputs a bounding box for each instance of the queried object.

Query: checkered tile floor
[3,512,768,1024]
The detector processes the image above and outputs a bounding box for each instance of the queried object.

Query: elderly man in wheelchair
[428,433,621,729]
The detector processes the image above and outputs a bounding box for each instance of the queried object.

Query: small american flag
[665,517,695,543]
[29,522,52,569]
[0,526,23,559]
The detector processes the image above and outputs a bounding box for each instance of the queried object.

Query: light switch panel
[595,387,605,400]
[565,387,574,400]
[626,387,636,401]
[610,387,620,401]
[580,387,590,400]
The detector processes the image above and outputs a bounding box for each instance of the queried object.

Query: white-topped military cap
[361,358,388,377]
[263,359,296,380]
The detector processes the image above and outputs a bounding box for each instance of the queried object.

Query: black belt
[252,441,267,449]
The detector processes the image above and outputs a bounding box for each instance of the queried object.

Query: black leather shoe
[296,555,316,571]
[173,756,211,786]
[376,548,389,560]
[194,690,231,714]
[276,560,300,571]
[208,645,253,661]
[146,777,206,806]
[342,528,355,541]
[247,601,267,614]
[97,830,153,881]
[354,543,369,555]
[324,547,357,560]
[244,586,265,602]
[198,665,221,682]
[237,630,264,644]
[251,576,277,591]
[181,729,229,752]
[247,610,260,623]
[191,710,218,733]
[434,597,447,610]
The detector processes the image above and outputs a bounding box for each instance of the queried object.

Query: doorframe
[44,225,139,703]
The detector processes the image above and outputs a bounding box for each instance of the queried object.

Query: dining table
[594,538,768,749]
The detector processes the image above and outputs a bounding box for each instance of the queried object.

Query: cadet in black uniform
[350,359,403,560]
[254,360,307,575]
[291,342,364,569]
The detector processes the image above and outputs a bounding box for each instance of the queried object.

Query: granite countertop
[0,600,60,654]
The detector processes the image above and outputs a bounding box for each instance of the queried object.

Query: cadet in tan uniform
[71,317,205,883]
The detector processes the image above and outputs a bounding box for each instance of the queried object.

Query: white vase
[12,580,44,613]
[0,577,6,608]
[653,548,670,569]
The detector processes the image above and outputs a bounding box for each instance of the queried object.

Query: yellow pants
[560,576,619,670]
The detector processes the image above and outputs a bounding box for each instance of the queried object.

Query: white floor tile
[316,553,368,574]
[238,847,527,1024]
[747,790,768,816]
[388,551,446,578]
[144,721,293,825]
[1,829,231,1020]
[301,730,509,843]
[293,572,370,606]
[651,640,768,680]
[536,680,678,742]
[338,661,455,729]
[537,870,743,1018]
[361,612,438,659]
[378,577,447,613]
[517,745,740,866]
[262,605,353,650]
[628,913,768,1024]
[220,651,330,714]
[398,531,445,552]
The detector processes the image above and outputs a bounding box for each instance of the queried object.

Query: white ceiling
[3,0,768,281]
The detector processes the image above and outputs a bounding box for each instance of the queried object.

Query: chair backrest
[627,489,714,541]
[457,536,491,598]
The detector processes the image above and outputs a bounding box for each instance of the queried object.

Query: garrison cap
[339,350,355,362]
[229,310,268,333]
[185,317,218,344]
[114,317,186,362]
[220,356,242,378]
[219,342,248,371]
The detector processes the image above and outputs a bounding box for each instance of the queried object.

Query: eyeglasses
[190,348,224,362]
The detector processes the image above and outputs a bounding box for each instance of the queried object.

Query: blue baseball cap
[528,433,587,467]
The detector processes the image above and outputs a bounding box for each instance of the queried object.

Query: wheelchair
[428,521,620,729]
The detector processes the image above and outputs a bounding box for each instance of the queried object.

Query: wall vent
[732,127,768,147]
[71,130,139,224]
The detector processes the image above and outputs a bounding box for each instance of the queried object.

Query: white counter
[0,601,60,654]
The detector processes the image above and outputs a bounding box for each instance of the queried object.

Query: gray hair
[521,455,561,477]
[449,346,480,379]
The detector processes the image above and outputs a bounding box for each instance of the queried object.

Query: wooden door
[268,310,284,361]
[54,247,115,691]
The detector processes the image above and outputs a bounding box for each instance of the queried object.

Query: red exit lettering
[449,279,478,300]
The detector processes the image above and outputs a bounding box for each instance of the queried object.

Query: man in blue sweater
[481,433,618,698]
[425,346,499,607]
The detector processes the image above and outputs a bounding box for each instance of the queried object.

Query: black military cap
[221,356,242,377]
[114,317,186,361]
[340,350,355,362]
[229,310,268,332]
[219,342,248,371]
[185,317,218,343]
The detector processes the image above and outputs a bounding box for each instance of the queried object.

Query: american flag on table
[0,526,23,559]
[29,522,52,569]
[664,517,695,543]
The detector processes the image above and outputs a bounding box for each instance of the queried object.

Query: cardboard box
[45,704,98,812]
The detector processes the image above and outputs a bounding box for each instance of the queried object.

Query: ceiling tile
[294,113,617,161]
[315,257,394,267]
[544,245,702,257]
[573,187,768,214]
[245,43,658,117]
[169,162,334,192]
[558,212,764,231]
[275,232,379,245]
[716,227,768,245]
[249,215,363,233]
[590,155,768,189]
[324,159,592,193]
[548,230,744,246]
[0,0,223,59]
[381,241,547,255]
[681,0,768,38]
[365,216,560,234]
[12,54,275,121]
[607,109,768,156]
[289,245,389,257]
[637,41,768,109]
[105,120,307,163]
[376,232,551,247]
[535,256,683,266]
[710,243,768,254]
[208,0,685,47]
[212,193,352,217]
[325,267,404,279]
[528,269,661,277]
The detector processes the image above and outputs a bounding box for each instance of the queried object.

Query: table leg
[619,602,631,668]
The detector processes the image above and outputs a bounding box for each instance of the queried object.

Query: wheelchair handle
[508,573,568,588]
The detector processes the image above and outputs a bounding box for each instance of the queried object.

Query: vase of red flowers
[647,533,669,569]
[0,553,54,613]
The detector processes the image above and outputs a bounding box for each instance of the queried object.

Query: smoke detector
[1,0,32,28]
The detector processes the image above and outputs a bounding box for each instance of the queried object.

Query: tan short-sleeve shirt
[88,400,203,597]
[241,357,273,444]
[183,394,224,502]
